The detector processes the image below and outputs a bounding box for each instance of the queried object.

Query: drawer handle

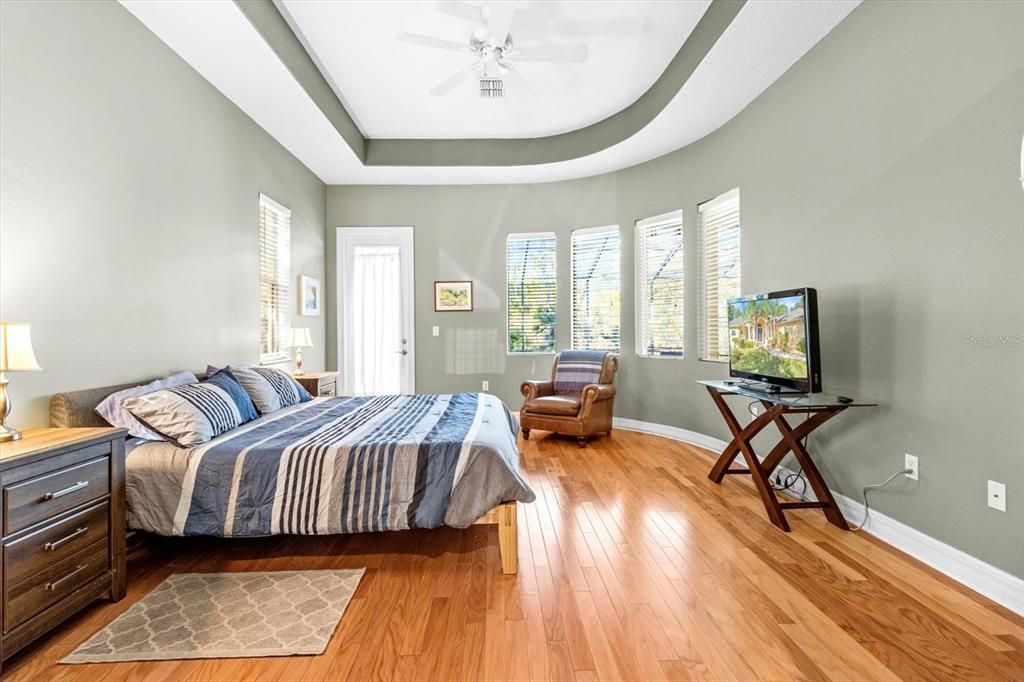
[45,563,89,591]
[44,526,89,551]
[42,480,89,501]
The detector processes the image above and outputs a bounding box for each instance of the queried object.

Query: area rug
[60,569,365,663]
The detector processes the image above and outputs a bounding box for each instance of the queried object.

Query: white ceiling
[277,0,710,139]
[119,0,861,184]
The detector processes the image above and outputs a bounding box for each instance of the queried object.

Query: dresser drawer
[3,502,109,587]
[3,456,109,535]
[320,382,337,397]
[4,540,109,633]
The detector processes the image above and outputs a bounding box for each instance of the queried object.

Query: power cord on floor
[850,468,913,531]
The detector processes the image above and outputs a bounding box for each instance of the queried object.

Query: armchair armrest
[579,383,616,419]
[521,380,555,401]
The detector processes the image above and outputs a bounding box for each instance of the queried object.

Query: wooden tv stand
[698,380,876,532]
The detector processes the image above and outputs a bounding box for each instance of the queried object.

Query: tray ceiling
[278,0,710,140]
[119,0,861,184]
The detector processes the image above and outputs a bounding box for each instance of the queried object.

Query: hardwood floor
[4,429,1022,681]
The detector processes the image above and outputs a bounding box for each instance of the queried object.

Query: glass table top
[696,380,878,408]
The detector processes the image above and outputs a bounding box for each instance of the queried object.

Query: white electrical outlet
[482,380,489,391]
[432,326,439,337]
[988,480,1006,512]
[904,454,919,481]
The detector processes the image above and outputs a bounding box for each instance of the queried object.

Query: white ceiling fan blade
[501,62,534,96]
[430,61,482,96]
[396,32,469,54]
[483,1,518,43]
[514,44,589,63]
[435,1,483,24]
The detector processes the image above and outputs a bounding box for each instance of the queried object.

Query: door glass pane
[351,245,402,395]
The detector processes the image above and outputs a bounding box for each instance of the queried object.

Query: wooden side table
[697,380,876,532]
[294,371,339,397]
[0,427,128,663]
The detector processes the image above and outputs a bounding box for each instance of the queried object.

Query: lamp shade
[287,327,313,348]
[0,322,42,372]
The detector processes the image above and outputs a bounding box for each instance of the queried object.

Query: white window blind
[636,210,684,357]
[506,232,557,353]
[698,188,741,361]
[571,225,620,352]
[259,194,292,363]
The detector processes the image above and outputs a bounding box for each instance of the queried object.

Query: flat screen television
[727,287,822,393]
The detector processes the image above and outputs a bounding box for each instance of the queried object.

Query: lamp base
[0,375,19,441]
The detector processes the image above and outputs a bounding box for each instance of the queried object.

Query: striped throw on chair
[553,350,608,394]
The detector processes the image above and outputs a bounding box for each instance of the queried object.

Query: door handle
[396,350,408,355]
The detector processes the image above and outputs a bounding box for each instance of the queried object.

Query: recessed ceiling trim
[121,0,860,184]
[235,0,365,162]
[236,0,745,168]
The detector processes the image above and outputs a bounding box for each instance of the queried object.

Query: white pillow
[94,371,197,440]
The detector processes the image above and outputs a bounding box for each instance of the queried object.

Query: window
[259,194,291,363]
[506,232,557,353]
[698,188,741,361]
[571,226,620,352]
[636,210,685,357]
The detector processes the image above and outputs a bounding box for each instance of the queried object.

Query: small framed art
[434,281,473,312]
[300,275,321,316]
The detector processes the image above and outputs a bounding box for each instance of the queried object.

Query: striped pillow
[122,371,258,446]
[227,365,313,415]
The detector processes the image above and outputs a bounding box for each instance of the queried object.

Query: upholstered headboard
[49,372,207,428]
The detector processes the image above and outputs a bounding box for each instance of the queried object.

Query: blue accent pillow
[205,369,259,422]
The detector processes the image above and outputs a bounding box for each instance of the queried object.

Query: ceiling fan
[396,1,590,97]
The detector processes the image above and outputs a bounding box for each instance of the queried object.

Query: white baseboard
[612,417,1024,615]
[613,417,730,453]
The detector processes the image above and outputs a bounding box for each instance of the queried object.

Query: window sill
[636,354,686,360]
[698,357,730,364]
[507,351,557,357]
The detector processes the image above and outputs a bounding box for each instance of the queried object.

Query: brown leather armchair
[519,353,618,447]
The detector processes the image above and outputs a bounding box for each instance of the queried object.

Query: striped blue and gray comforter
[124,393,535,537]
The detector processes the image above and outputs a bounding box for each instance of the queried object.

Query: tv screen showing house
[728,294,809,380]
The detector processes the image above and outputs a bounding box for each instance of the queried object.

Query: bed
[50,384,535,574]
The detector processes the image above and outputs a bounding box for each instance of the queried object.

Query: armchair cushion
[522,395,582,417]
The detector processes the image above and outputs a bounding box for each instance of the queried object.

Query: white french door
[337,227,415,395]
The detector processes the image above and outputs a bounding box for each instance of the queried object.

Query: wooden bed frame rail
[473,501,518,574]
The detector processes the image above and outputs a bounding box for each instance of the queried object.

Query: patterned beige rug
[61,569,364,663]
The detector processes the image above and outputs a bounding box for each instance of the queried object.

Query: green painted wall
[327,0,1024,576]
[0,0,327,426]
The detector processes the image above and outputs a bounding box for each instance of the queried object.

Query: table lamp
[0,322,42,442]
[288,327,313,375]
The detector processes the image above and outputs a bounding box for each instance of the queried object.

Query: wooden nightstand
[294,371,339,397]
[0,427,127,663]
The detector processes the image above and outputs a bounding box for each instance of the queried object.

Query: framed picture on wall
[300,275,321,316]
[434,281,473,312]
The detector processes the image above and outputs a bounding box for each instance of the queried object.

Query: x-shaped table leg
[767,408,850,530]
[706,387,791,531]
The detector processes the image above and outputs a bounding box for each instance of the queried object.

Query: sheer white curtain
[351,246,402,395]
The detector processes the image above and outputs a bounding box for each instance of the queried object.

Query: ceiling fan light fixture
[479,78,504,98]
